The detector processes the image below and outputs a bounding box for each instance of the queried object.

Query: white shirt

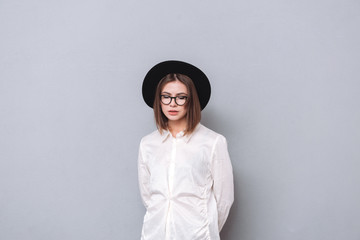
[138,123,234,240]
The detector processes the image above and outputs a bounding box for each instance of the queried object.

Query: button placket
[166,138,177,239]
[169,138,177,194]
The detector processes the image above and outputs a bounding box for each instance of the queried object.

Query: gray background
[0,0,359,239]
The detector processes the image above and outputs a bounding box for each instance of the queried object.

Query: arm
[211,135,234,231]
[138,141,151,209]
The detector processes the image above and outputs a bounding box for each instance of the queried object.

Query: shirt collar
[160,123,201,143]
[160,130,171,142]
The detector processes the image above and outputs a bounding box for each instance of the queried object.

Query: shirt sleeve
[138,141,151,209]
[211,135,234,231]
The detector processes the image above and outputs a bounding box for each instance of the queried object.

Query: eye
[162,95,170,99]
[177,96,187,100]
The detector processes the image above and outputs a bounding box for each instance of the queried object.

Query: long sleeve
[211,135,234,231]
[138,141,151,209]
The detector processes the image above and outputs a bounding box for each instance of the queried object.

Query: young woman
[139,60,234,240]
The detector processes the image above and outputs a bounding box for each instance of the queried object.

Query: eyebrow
[161,91,188,96]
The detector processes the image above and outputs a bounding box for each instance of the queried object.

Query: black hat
[142,60,211,110]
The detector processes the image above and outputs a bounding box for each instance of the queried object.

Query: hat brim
[142,60,211,110]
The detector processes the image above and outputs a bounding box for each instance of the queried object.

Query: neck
[168,119,187,137]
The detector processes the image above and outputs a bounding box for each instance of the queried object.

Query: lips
[168,110,179,115]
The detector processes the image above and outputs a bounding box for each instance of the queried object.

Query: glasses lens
[176,96,187,106]
[161,95,171,105]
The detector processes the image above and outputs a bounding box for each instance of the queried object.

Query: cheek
[160,104,167,113]
[181,106,188,115]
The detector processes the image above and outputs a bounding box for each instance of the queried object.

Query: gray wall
[1,0,359,239]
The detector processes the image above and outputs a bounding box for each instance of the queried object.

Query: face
[160,80,188,124]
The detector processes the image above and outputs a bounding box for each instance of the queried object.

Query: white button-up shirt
[138,124,234,240]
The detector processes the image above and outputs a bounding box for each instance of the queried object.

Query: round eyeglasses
[160,95,188,106]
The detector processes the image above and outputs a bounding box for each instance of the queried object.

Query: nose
[169,98,177,107]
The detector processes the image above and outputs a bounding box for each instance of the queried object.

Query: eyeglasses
[160,95,188,106]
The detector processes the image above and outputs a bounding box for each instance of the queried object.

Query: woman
[139,60,234,240]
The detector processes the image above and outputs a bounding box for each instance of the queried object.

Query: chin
[166,115,186,122]
[167,116,181,121]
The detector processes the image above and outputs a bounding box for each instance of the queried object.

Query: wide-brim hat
[142,60,211,110]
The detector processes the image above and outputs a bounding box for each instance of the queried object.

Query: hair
[153,73,201,135]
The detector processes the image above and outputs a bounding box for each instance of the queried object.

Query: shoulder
[141,129,160,142]
[140,129,167,148]
[197,123,226,138]
[193,124,227,144]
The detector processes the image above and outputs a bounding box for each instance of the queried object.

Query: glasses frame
[160,95,188,106]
